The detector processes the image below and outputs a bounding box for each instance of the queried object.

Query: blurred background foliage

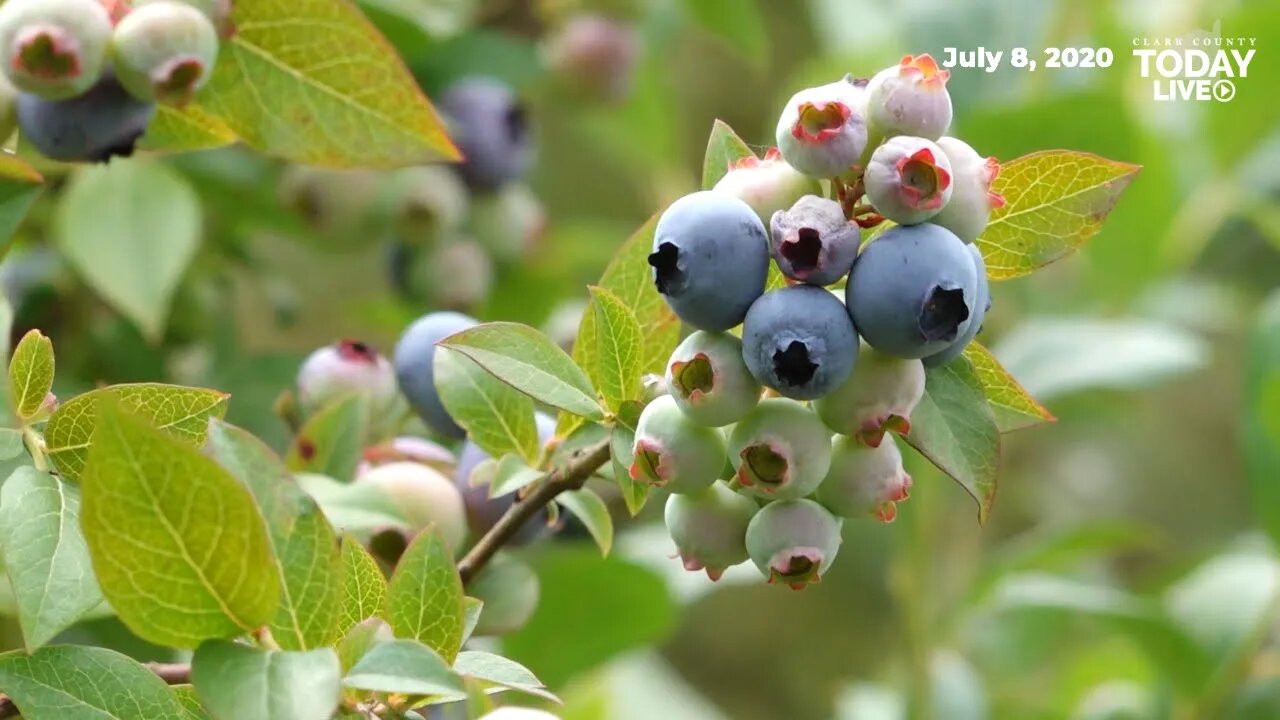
[1,0,1279,718]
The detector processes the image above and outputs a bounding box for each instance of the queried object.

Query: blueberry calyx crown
[780,227,822,277]
[918,286,969,342]
[647,242,684,294]
[772,340,818,387]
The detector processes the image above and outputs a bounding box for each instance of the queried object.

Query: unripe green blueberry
[421,238,494,311]
[296,340,398,417]
[110,1,219,105]
[728,398,832,500]
[815,341,924,446]
[664,481,759,581]
[665,331,761,427]
[132,0,234,38]
[775,76,868,179]
[385,164,469,242]
[467,184,546,263]
[542,298,587,352]
[630,395,724,494]
[713,148,822,225]
[0,0,112,100]
[865,135,953,226]
[468,554,540,636]
[277,166,385,245]
[816,434,912,522]
[864,54,952,140]
[745,498,842,590]
[357,461,467,552]
[358,436,456,477]
[932,136,1005,243]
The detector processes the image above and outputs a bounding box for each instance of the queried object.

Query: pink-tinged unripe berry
[815,341,925,445]
[544,13,639,103]
[468,554,540,636]
[357,436,456,477]
[357,461,468,552]
[110,1,219,105]
[728,398,832,501]
[816,434,912,522]
[296,340,399,417]
[865,135,953,225]
[864,53,952,140]
[664,481,759,581]
[630,395,725,495]
[775,76,868,179]
[745,498,842,590]
[769,194,861,286]
[0,0,113,100]
[713,148,823,225]
[932,136,1005,243]
[665,331,761,428]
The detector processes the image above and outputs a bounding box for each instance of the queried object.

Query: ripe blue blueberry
[0,0,112,100]
[775,76,868,179]
[741,285,858,399]
[922,243,990,368]
[664,481,759,581]
[815,341,925,445]
[648,190,769,332]
[846,223,978,359]
[454,413,556,545]
[728,398,833,500]
[111,1,219,105]
[815,434,913,522]
[439,76,533,191]
[713,148,822,225]
[630,395,725,495]
[296,339,399,417]
[864,54,953,141]
[864,135,953,226]
[932,136,1005,243]
[664,331,761,427]
[745,498,842,590]
[16,72,157,162]
[769,195,860,286]
[393,311,478,439]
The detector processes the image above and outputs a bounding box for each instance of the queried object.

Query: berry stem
[457,437,612,585]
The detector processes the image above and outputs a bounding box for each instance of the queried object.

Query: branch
[458,437,612,585]
[0,663,191,718]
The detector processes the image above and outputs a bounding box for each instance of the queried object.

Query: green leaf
[558,489,613,556]
[586,286,643,414]
[610,425,648,516]
[979,151,1141,280]
[596,213,680,376]
[8,328,53,421]
[286,393,370,481]
[0,154,44,258]
[194,0,458,167]
[192,641,341,720]
[80,401,280,648]
[0,427,24,459]
[684,0,766,63]
[0,467,103,650]
[140,105,238,153]
[700,119,755,189]
[440,322,604,421]
[963,342,1055,433]
[337,617,391,673]
[385,528,465,662]
[45,383,230,483]
[486,454,543,500]
[342,639,463,696]
[0,645,186,720]
[461,597,483,644]
[1250,293,1280,547]
[433,347,538,463]
[269,504,342,651]
[53,160,202,340]
[294,473,409,536]
[903,359,1001,524]
[205,420,309,541]
[453,650,557,702]
[172,685,213,720]
[337,535,387,635]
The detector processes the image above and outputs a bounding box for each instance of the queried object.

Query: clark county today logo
[1133,23,1255,102]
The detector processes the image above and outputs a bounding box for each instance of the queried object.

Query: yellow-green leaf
[336,535,387,636]
[587,286,643,414]
[196,0,458,167]
[385,528,464,662]
[963,342,1055,433]
[269,504,341,651]
[433,347,538,463]
[0,646,187,720]
[45,384,230,483]
[140,104,238,153]
[80,402,280,648]
[979,150,1141,279]
[0,154,43,259]
[701,119,755,189]
[8,329,53,421]
[285,393,370,481]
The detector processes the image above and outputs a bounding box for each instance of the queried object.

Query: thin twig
[0,663,191,718]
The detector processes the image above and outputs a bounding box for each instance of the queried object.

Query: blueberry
[932,136,1005,243]
[16,72,156,162]
[630,395,724,495]
[544,13,639,104]
[467,184,546,263]
[296,339,398,417]
[864,54,952,141]
[769,195,860,286]
[387,165,470,242]
[357,461,468,552]
[466,553,540,637]
[775,76,868,179]
[648,190,769,331]
[846,223,977,359]
[0,0,112,100]
[745,498,842,590]
[393,311,478,439]
[864,135,953,226]
[110,1,219,105]
[922,243,990,368]
[741,285,858,399]
[132,0,234,38]
[664,481,759,581]
[439,76,533,191]
[664,331,761,427]
[420,239,494,311]
[728,398,832,500]
[815,434,913,522]
[713,148,822,225]
[454,413,556,545]
[815,341,925,445]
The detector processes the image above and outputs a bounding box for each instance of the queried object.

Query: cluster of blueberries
[0,0,227,162]
[642,54,1004,589]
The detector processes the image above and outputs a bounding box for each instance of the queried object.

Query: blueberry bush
[0,0,1274,719]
